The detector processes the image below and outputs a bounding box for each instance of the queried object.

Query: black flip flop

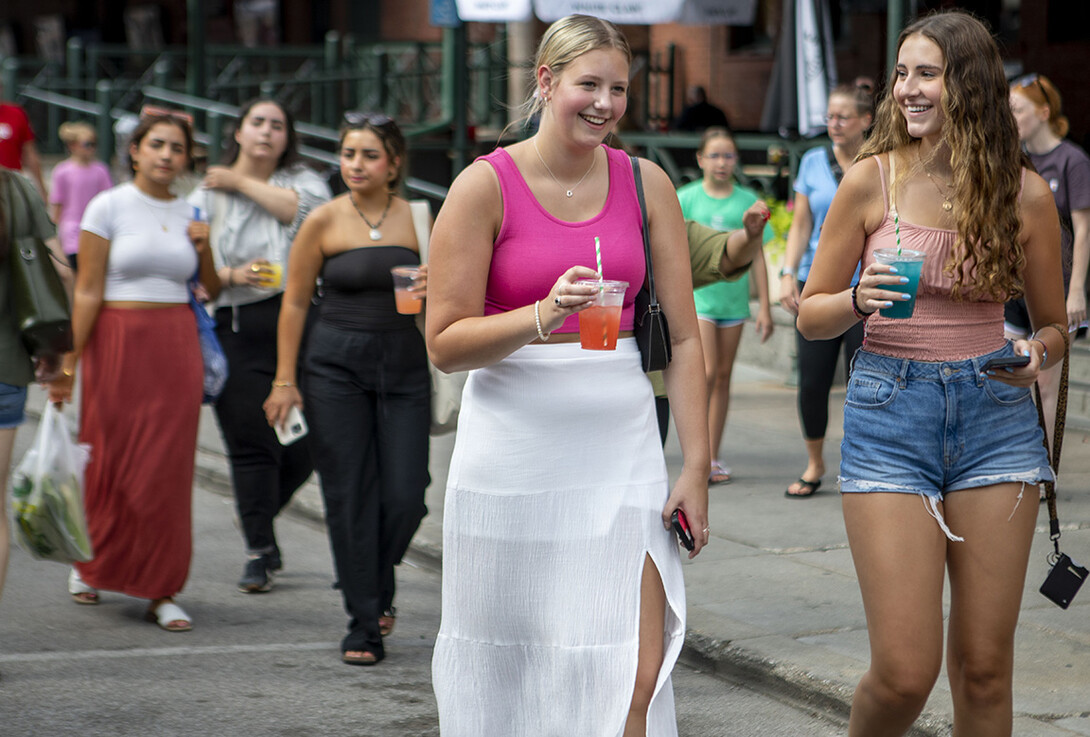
[785,478,821,498]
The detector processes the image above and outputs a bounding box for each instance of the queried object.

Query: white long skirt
[432,338,685,736]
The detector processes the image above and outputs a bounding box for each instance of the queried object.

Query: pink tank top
[480,145,645,333]
[861,155,1023,360]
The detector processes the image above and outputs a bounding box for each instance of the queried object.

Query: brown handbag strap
[1033,322,1069,555]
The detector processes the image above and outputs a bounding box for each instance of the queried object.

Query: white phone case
[275,406,308,445]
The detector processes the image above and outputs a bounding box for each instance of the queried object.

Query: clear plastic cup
[872,248,926,319]
[391,266,424,314]
[257,261,283,289]
[576,279,628,350]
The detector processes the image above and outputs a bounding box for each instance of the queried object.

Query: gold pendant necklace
[351,192,393,241]
[919,152,954,212]
[533,138,596,198]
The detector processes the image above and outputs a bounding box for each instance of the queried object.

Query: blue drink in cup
[873,248,926,319]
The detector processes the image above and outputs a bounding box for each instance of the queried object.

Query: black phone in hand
[982,354,1030,371]
[671,509,695,551]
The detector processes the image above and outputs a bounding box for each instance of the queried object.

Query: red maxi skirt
[74,305,203,600]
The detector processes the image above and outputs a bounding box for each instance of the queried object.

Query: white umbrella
[760,0,838,138]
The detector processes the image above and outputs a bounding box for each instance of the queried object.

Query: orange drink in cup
[576,279,628,350]
[391,266,424,314]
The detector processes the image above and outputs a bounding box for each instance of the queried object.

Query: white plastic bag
[10,403,93,563]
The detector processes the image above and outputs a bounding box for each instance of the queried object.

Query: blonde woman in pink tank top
[798,11,1065,736]
[426,15,709,737]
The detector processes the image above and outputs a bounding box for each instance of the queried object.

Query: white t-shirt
[187,165,331,307]
[81,182,199,303]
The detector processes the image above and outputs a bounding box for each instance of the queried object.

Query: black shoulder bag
[630,156,671,372]
[3,172,73,357]
[1036,323,1087,608]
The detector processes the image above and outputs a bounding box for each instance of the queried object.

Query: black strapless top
[319,245,420,330]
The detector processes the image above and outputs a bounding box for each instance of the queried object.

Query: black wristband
[851,283,876,319]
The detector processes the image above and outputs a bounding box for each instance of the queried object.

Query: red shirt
[0,103,35,170]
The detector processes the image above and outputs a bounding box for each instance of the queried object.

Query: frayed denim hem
[837,476,1043,542]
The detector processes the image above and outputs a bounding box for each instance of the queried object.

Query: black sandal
[785,478,821,498]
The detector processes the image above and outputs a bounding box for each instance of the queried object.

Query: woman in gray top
[188,99,331,593]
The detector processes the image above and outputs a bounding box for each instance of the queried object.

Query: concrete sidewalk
[31,360,1090,735]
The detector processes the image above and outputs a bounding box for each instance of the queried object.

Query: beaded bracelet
[534,300,551,342]
[850,283,875,320]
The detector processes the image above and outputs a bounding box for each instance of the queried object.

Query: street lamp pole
[188,0,206,98]
[886,0,906,76]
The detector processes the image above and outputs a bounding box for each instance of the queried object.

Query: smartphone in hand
[671,509,695,552]
[275,405,308,445]
[982,354,1030,372]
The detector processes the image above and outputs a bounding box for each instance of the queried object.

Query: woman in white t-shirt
[48,112,220,632]
[187,98,330,594]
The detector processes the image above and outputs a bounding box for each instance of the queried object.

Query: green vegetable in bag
[10,404,93,563]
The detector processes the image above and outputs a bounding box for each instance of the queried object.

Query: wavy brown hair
[859,11,1026,301]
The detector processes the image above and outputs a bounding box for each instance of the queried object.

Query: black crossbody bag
[1036,323,1087,608]
[630,156,671,372]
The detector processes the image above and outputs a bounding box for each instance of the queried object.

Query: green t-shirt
[676,180,771,320]
[1,170,59,386]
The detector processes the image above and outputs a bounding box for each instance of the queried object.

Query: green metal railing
[8,31,820,203]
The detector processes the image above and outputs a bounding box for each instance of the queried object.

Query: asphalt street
[1,407,849,737]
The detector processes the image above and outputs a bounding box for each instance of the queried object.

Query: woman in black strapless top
[264,113,430,667]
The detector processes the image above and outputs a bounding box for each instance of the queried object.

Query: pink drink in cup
[390,266,424,314]
[576,279,628,350]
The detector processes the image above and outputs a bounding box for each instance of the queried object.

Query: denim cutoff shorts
[839,345,1054,500]
[0,383,28,429]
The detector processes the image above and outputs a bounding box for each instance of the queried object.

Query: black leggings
[795,302,865,441]
[213,295,314,556]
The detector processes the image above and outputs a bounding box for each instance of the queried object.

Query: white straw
[595,236,603,282]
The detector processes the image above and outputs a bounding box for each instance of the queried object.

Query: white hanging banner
[795,0,836,137]
[532,0,686,24]
[678,0,758,26]
[454,0,533,22]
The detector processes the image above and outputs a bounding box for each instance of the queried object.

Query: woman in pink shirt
[427,15,708,737]
[49,122,112,270]
[799,11,1064,735]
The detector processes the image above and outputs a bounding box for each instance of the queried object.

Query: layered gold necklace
[919,151,954,212]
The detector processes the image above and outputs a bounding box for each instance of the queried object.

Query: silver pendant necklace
[136,190,171,231]
[533,138,596,198]
[351,192,393,241]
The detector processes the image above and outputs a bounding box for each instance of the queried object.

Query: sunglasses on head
[1015,74,1054,110]
[139,105,194,126]
[343,111,394,128]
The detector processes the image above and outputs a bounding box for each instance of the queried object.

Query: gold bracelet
[62,368,74,378]
[271,380,296,388]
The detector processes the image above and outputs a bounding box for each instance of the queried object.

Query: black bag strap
[629,155,659,309]
[1034,322,1070,559]
[826,145,844,184]
[3,171,24,244]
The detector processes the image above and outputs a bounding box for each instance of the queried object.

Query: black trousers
[304,320,430,656]
[213,295,314,556]
[794,290,865,440]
